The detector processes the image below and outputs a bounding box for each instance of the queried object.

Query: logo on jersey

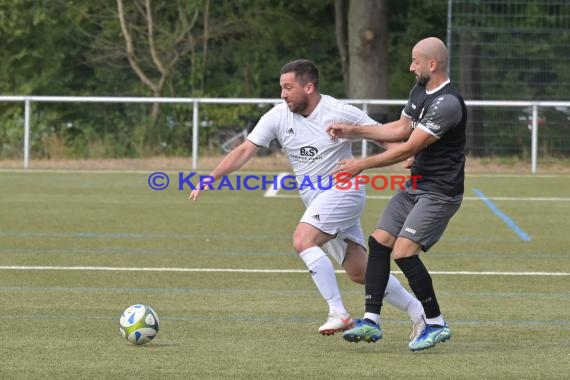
[311,214,320,221]
[425,120,441,131]
[286,128,295,134]
[300,146,318,157]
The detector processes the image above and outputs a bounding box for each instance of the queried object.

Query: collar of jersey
[425,79,451,95]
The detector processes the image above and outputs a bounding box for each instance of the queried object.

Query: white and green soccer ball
[119,304,160,345]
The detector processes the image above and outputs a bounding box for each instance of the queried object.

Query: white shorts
[300,187,366,265]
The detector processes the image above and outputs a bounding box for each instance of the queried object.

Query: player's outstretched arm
[189,140,261,201]
[334,127,438,176]
[328,114,413,143]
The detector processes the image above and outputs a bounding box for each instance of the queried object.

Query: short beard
[415,73,430,87]
[288,99,309,115]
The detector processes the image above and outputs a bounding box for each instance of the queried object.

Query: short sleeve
[247,108,280,148]
[402,86,417,118]
[416,94,462,138]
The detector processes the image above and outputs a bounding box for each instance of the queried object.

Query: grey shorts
[377,189,462,251]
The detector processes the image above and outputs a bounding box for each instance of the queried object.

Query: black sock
[395,256,441,319]
[364,236,392,315]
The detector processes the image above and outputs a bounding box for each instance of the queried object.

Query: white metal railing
[1,95,569,173]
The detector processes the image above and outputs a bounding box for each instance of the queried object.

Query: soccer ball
[119,304,160,345]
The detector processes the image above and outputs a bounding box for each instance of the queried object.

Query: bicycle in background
[213,115,282,156]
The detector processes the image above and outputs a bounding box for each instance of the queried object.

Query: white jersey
[247,95,377,204]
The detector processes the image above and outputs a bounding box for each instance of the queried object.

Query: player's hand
[327,123,355,140]
[403,156,415,169]
[188,189,201,201]
[333,158,364,178]
[188,187,209,201]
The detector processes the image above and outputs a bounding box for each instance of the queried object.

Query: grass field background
[0,169,569,379]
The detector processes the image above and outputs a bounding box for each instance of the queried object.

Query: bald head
[413,37,448,73]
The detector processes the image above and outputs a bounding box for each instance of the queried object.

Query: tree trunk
[334,0,349,95]
[347,0,388,119]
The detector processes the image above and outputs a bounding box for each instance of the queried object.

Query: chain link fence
[449,0,570,156]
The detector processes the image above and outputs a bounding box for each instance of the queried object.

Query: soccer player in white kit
[189,59,425,337]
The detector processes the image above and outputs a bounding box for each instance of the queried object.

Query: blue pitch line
[0,247,293,258]
[0,314,568,327]
[0,286,318,297]
[0,231,290,241]
[472,188,532,242]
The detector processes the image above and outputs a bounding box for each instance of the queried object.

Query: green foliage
[0,106,24,158]
[387,0,448,100]
[0,0,343,159]
[0,0,568,159]
[0,0,91,95]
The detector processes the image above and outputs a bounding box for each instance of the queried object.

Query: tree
[335,0,389,118]
[115,0,204,121]
[0,0,460,159]
[72,0,208,146]
[0,0,100,158]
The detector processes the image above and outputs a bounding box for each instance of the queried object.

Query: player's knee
[392,238,422,259]
[292,234,311,254]
[392,250,409,260]
[371,230,396,248]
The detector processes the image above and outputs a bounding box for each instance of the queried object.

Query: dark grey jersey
[403,82,467,196]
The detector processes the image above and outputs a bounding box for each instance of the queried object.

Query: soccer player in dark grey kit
[328,36,466,351]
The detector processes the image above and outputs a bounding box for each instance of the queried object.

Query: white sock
[425,315,445,326]
[364,312,380,325]
[299,247,346,315]
[384,274,425,323]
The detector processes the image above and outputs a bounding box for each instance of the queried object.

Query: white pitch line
[426,271,570,276]
[271,194,570,202]
[263,172,291,197]
[0,266,568,276]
